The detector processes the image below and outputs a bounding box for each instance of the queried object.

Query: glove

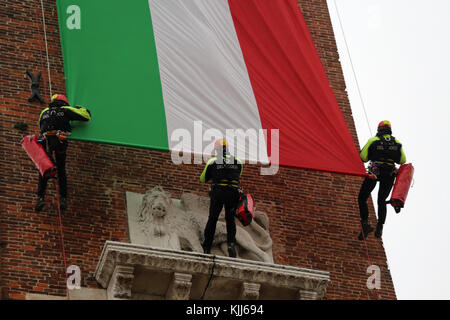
[75,105,91,116]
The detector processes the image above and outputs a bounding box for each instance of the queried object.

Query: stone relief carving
[126,186,273,263]
[107,265,135,300]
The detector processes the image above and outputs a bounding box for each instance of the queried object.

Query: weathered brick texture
[0,0,396,299]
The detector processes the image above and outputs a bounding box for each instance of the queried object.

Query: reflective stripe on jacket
[200,154,243,187]
[39,105,91,134]
[360,134,406,165]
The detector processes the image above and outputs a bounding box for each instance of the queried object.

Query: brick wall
[0,0,396,299]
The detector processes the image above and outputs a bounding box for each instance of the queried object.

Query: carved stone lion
[133,186,273,263]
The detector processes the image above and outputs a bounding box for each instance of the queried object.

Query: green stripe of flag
[56,0,169,150]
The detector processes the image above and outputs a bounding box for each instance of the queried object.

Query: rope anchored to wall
[36,0,70,299]
[300,0,381,299]
[332,0,380,300]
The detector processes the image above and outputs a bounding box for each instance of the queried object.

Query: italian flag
[57,0,366,176]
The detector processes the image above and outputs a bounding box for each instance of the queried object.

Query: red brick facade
[0,0,396,299]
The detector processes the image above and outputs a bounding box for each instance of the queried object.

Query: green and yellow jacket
[360,134,406,166]
[39,102,91,134]
[200,154,243,188]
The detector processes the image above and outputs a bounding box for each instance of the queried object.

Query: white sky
[327,0,450,299]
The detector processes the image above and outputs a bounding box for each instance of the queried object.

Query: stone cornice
[95,241,330,299]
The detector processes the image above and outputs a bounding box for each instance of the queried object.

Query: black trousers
[37,136,68,198]
[203,186,240,250]
[358,171,395,225]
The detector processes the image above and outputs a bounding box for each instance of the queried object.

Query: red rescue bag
[236,193,255,226]
[389,163,414,210]
[21,135,56,178]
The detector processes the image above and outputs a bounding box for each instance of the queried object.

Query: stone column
[297,289,318,300]
[166,273,193,300]
[240,282,261,300]
[107,265,135,300]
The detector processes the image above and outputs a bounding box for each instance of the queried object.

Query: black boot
[375,223,384,238]
[35,197,45,212]
[59,197,67,211]
[358,220,374,240]
[202,242,211,254]
[228,242,236,258]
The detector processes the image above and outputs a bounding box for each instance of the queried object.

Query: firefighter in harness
[358,120,406,239]
[200,139,243,258]
[34,94,91,212]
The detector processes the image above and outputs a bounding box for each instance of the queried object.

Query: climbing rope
[33,7,48,100]
[38,0,52,99]
[300,0,380,299]
[331,0,380,300]
[55,180,70,300]
[332,0,372,137]
[200,254,216,300]
[36,0,69,299]
[358,222,380,300]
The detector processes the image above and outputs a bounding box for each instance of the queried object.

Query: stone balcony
[94,241,330,300]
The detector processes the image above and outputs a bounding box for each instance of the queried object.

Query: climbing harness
[367,162,380,180]
[42,130,71,141]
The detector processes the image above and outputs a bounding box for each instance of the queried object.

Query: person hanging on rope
[200,139,243,258]
[358,120,406,239]
[35,94,91,212]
